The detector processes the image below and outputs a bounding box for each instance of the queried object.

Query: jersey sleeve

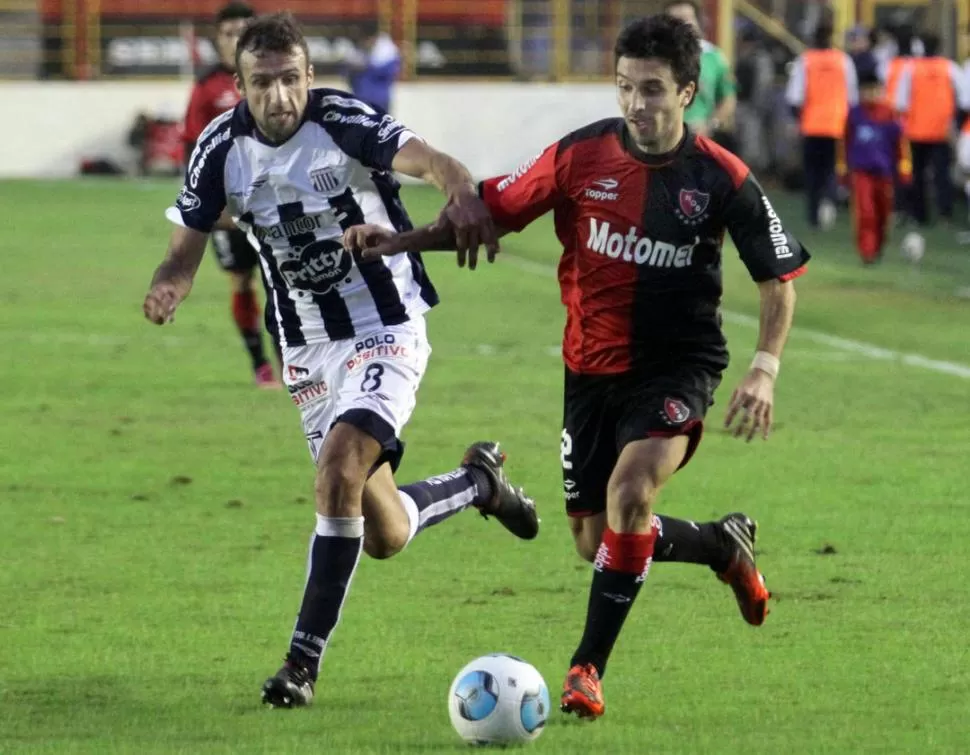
[164,115,233,233]
[316,93,418,171]
[724,175,810,282]
[478,142,567,232]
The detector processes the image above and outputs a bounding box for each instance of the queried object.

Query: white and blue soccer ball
[448,654,550,745]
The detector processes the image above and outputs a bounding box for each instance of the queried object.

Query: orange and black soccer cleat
[717,513,771,626]
[560,663,605,720]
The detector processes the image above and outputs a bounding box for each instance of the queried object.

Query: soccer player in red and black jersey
[183,1,282,388]
[348,14,808,719]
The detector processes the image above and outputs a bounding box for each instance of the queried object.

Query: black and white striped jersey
[166,88,439,347]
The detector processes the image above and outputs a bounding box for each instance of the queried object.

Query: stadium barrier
[0,79,616,178]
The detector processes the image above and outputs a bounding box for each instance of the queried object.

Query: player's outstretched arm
[391,139,500,266]
[348,220,512,269]
[723,279,796,441]
[143,226,209,325]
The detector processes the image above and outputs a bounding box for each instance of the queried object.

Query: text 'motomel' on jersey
[479,119,810,375]
[167,89,439,347]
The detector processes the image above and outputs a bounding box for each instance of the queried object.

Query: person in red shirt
[350,14,808,720]
[183,1,281,388]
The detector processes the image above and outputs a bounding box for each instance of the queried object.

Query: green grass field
[1,179,969,754]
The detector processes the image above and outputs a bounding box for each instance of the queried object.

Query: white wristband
[750,351,780,378]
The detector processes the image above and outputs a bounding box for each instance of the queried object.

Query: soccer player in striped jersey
[143,12,538,709]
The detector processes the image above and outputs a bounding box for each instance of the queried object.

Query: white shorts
[958,132,970,173]
[282,317,431,468]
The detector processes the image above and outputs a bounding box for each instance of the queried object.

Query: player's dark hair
[614,15,701,92]
[216,1,254,25]
[235,11,310,71]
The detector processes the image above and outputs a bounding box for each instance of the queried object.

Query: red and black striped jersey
[479,119,809,375]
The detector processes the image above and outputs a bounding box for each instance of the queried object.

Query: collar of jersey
[620,125,690,167]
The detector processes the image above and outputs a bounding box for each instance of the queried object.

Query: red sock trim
[595,525,657,576]
[232,290,260,331]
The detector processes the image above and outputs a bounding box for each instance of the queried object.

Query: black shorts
[561,364,722,517]
[211,228,258,272]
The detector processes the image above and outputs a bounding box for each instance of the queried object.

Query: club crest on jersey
[310,166,342,194]
[676,188,710,225]
[663,397,691,425]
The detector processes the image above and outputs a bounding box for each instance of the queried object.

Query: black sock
[570,527,655,678]
[288,515,364,680]
[399,468,485,538]
[242,328,268,370]
[652,515,731,572]
[231,290,267,370]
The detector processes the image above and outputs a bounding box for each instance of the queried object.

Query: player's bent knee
[314,462,367,517]
[362,521,409,560]
[606,478,657,531]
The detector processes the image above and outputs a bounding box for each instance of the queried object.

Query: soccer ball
[901,231,925,263]
[448,654,550,745]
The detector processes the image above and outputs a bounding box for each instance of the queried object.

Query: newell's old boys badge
[676,188,710,224]
[663,397,691,425]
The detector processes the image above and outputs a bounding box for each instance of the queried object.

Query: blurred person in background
[895,33,970,227]
[871,26,897,81]
[847,25,877,80]
[664,0,737,145]
[182,1,281,389]
[845,69,910,264]
[785,20,857,229]
[734,27,775,173]
[344,28,401,113]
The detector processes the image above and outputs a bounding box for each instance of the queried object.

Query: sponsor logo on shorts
[291,380,328,407]
[287,364,310,381]
[345,334,410,370]
[663,397,690,425]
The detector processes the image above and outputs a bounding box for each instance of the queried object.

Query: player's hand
[442,185,500,270]
[343,224,395,254]
[723,368,776,442]
[143,283,181,325]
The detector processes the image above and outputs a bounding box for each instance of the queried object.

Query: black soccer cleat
[716,513,771,626]
[462,441,539,540]
[261,658,315,709]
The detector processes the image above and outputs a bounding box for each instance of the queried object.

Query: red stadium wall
[41,0,507,24]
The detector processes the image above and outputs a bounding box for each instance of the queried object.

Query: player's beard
[627,113,680,154]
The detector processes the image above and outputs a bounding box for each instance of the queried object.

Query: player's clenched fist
[143,283,181,325]
[342,224,394,253]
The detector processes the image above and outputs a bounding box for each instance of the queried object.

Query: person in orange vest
[895,33,970,226]
[845,69,911,263]
[785,21,858,228]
